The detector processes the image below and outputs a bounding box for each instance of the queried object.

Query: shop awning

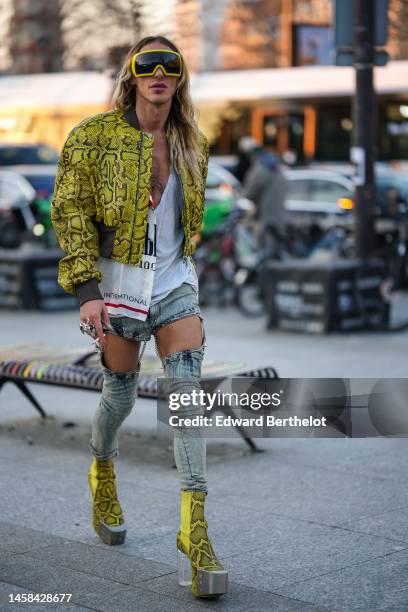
[0,61,406,111]
[189,60,408,104]
[0,71,113,110]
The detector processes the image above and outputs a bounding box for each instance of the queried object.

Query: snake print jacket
[51,107,209,305]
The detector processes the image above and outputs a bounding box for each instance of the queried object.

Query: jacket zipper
[127,132,144,264]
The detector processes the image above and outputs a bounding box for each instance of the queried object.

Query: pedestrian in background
[243,146,289,251]
[234,135,258,184]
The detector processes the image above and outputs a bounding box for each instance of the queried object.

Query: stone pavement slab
[274,548,408,612]
[26,541,176,587]
[0,523,62,555]
[221,525,407,592]
[254,438,408,485]
[138,573,329,612]
[0,549,203,612]
[207,451,408,525]
[341,508,408,544]
[0,580,89,612]
[0,527,328,612]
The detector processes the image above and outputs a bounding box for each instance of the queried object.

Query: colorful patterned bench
[0,344,279,451]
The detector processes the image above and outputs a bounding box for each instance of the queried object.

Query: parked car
[284,168,354,227]
[203,161,241,236]
[375,168,408,218]
[306,163,408,218]
[284,165,408,230]
[208,154,239,177]
[0,151,59,246]
[0,170,38,248]
[283,165,408,285]
[7,165,58,241]
[206,161,241,199]
[11,164,57,199]
[0,143,59,166]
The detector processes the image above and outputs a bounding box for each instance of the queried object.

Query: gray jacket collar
[124,107,141,131]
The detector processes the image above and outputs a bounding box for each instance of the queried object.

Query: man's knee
[101,365,139,413]
[161,346,205,419]
[161,345,204,379]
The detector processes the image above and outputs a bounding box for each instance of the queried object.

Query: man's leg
[89,334,141,460]
[155,315,206,490]
[155,316,228,597]
[88,333,141,545]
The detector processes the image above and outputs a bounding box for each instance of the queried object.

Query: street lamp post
[352,0,377,260]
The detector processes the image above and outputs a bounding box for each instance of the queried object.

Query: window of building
[379,102,408,160]
[316,104,352,161]
[293,25,333,66]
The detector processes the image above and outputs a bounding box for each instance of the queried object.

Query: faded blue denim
[89,282,207,492]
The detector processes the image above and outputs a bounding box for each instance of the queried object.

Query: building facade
[174,0,408,73]
[174,0,408,161]
[9,0,64,74]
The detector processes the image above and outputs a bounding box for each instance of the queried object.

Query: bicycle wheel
[236,278,266,318]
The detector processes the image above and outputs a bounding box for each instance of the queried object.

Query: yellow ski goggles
[131,49,182,78]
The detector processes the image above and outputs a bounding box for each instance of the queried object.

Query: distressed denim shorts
[106,282,205,350]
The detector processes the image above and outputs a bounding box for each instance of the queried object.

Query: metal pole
[352,0,377,259]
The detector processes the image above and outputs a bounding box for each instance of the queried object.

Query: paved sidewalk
[1,415,408,611]
[1,305,408,611]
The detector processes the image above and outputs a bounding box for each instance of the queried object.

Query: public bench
[0,343,279,452]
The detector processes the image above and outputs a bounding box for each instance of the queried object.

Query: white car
[0,170,38,247]
[283,168,354,228]
[206,160,241,201]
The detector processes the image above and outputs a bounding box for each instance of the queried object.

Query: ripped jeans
[89,282,207,492]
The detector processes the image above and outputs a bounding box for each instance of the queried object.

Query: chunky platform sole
[177,549,228,597]
[97,520,127,546]
[196,568,228,598]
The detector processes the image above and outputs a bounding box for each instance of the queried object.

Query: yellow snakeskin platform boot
[87,457,126,545]
[177,491,228,598]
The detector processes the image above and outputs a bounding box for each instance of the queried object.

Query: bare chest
[150,137,171,208]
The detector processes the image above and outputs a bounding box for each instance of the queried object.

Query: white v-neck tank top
[150,168,198,305]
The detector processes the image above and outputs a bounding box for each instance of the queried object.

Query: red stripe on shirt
[105,302,149,315]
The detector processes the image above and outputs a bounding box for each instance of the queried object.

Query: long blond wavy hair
[112,35,204,184]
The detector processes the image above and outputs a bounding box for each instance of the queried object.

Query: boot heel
[177,549,192,586]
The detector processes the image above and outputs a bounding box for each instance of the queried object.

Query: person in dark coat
[234,135,258,184]
[242,147,289,249]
